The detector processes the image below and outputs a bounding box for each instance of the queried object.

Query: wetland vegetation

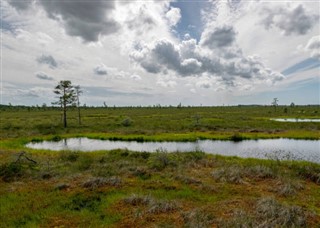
[0,105,319,227]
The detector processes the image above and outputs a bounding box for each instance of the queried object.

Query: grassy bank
[1,149,319,227]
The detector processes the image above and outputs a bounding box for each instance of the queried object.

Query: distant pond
[26,138,320,163]
[271,118,320,122]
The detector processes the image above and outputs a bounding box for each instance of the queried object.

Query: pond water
[271,118,320,122]
[26,138,320,163]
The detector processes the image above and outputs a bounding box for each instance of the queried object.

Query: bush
[66,193,102,211]
[122,117,133,127]
[148,151,174,171]
[0,162,23,182]
[230,133,245,142]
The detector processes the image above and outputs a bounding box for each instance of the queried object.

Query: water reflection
[271,118,320,122]
[26,138,320,163]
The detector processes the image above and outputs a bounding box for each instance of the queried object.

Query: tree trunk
[77,96,81,125]
[63,102,67,128]
[78,106,81,125]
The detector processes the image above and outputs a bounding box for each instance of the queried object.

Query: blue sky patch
[170,0,210,41]
[282,58,320,76]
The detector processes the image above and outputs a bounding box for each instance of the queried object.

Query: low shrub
[212,165,244,184]
[219,197,307,227]
[182,208,216,227]
[122,117,133,127]
[0,162,23,182]
[255,197,306,227]
[123,194,178,214]
[66,193,102,211]
[148,151,175,171]
[147,200,178,214]
[82,176,122,189]
[123,194,154,206]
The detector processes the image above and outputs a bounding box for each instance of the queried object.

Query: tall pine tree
[53,80,76,128]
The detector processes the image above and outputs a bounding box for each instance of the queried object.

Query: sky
[1,0,319,107]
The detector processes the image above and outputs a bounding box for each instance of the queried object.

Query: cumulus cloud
[200,25,237,48]
[36,54,58,69]
[260,4,319,36]
[35,72,53,81]
[93,64,108,75]
[166,7,181,27]
[130,37,284,86]
[305,36,320,59]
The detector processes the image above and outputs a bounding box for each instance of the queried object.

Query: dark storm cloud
[7,0,119,42]
[36,54,58,69]
[7,0,33,11]
[38,0,119,42]
[35,72,53,81]
[200,25,236,49]
[261,4,319,36]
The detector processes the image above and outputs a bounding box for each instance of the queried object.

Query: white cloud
[2,0,318,106]
[157,80,177,88]
[130,37,284,86]
[166,7,181,27]
[305,36,320,59]
[130,74,142,81]
[196,79,212,89]
[260,4,319,36]
[93,64,108,75]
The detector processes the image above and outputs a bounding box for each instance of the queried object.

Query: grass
[0,105,319,140]
[0,105,319,226]
[0,149,319,227]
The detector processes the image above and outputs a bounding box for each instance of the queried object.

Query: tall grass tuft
[182,208,216,227]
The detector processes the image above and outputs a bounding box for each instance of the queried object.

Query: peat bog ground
[0,105,319,227]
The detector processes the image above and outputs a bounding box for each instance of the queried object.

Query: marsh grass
[220,197,307,227]
[0,149,319,226]
[273,178,304,196]
[211,163,279,184]
[123,194,178,214]
[1,105,319,140]
[82,176,122,189]
[182,208,216,227]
